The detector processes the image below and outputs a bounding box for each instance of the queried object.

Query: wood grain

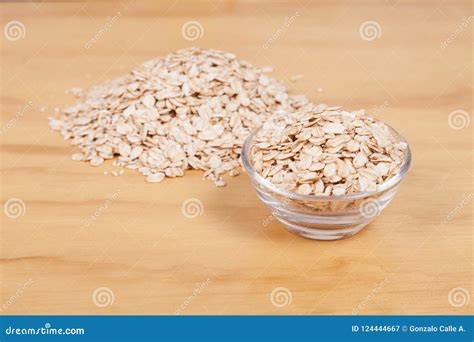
[1,0,472,315]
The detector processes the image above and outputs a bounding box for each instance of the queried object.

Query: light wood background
[1,0,472,315]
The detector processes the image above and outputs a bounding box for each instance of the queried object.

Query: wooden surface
[1,0,472,315]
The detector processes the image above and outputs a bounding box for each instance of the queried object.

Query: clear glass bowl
[241,124,412,241]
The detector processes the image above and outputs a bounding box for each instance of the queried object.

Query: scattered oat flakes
[71,153,83,161]
[290,74,303,82]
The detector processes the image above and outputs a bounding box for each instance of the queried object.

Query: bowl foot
[276,217,370,241]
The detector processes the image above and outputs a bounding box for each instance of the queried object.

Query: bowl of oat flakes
[241,104,411,240]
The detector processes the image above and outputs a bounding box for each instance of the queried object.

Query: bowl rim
[241,121,412,201]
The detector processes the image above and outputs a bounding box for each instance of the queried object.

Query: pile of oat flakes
[250,105,407,196]
[49,48,311,186]
[49,47,406,194]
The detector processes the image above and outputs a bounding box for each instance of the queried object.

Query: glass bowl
[241,124,412,241]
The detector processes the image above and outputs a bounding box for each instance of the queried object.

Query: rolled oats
[48,48,312,186]
[250,106,407,196]
[146,172,165,183]
[90,156,104,167]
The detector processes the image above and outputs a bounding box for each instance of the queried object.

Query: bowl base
[276,217,370,241]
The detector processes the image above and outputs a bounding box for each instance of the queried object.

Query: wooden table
[1,0,472,315]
